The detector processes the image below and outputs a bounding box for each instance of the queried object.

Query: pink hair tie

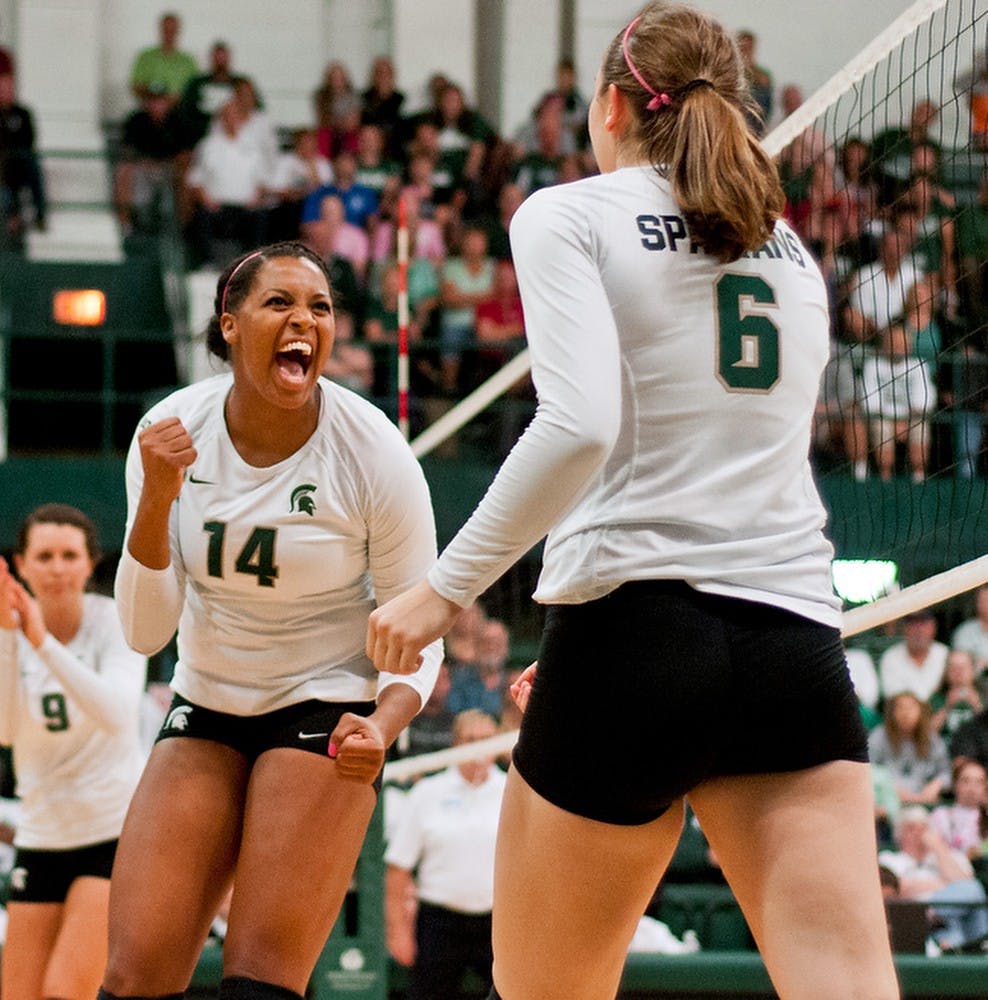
[622,16,670,112]
[220,249,265,314]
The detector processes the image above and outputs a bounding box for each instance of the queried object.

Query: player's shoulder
[138,373,231,433]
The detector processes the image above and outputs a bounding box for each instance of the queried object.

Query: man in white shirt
[385,710,505,1000]
[879,610,949,703]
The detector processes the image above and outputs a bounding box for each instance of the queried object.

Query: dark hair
[600,3,784,262]
[205,241,334,361]
[16,503,102,563]
[951,758,988,839]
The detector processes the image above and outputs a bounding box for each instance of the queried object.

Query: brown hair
[16,503,102,564]
[600,2,784,261]
[205,241,334,361]
[883,691,933,758]
[951,757,988,839]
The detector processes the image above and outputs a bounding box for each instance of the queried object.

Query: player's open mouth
[275,340,314,383]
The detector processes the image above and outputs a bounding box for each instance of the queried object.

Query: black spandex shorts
[157,694,381,786]
[512,580,867,826]
[7,838,117,903]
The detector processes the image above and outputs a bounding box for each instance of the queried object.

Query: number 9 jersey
[119,374,442,716]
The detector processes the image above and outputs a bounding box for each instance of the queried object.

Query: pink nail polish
[328,742,337,758]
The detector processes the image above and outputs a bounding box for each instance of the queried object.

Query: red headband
[622,16,671,111]
[220,250,264,314]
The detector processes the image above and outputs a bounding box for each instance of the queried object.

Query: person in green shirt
[130,12,198,109]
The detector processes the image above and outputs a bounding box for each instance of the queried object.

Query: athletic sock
[219,976,305,1000]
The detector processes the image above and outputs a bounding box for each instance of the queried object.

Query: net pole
[410,348,532,459]
[397,194,410,441]
[843,556,988,638]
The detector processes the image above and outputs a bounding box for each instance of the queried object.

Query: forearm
[369,683,423,748]
[0,630,19,745]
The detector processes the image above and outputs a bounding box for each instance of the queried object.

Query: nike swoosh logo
[298,731,329,739]
[188,473,216,485]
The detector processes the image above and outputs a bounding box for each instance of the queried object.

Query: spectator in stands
[322,339,374,398]
[879,609,949,702]
[354,123,402,203]
[468,260,526,390]
[305,193,370,285]
[312,61,361,159]
[931,757,988,862]
[941,339,988,480]
[385,709,504,1000]
[956,171,988,330]
[736,30,773,135]
[833,138,881,267]
[230,78,279,176]
[114,83,184,236]
[266,128,333,242]
[361,56,405,158]
[183,100,269,266]
[176,40,252,150]
[0,72,46,233]
[901,169,958,312]
[840,222,925,478]
[129,11,198,110]
[879,804,988,951]
[868,691,952,806]
[448,619,510,721]
[438,224,496,394]
[430,82,495,196]
[870,99,941,206]
[952,585,988,677]
[322,252,365,344]
[0,506,146,1000]
[511,95,567,196]
[858,321,936,482]
[370,187,445,267]
[931,650,984,748]
[300,150,379,232]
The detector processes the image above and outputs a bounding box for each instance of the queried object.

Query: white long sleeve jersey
[117,375,442,715]
[429,165,842,628]
[0,595,146,849]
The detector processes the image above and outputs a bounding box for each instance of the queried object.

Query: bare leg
[2,902,62,1000]
[688,761,898,1000]
[102,739,249,994]
[43,877,110,1000]
[221,748,378,994]
[491,767,684,1000]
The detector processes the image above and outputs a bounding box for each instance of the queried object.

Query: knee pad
[219,976,305,1000]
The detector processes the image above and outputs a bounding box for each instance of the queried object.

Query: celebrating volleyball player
[0,505,146,1000]
[367,4,899,998]
[101,242,442,1000]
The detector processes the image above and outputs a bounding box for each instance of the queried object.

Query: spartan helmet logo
[164,705,193,731]
[290,483,317,516]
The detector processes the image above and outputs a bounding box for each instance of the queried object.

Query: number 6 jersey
[118,374,442,716]
[428,164,842,628]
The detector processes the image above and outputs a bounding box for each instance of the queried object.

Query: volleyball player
[367,5,899,998]
[0,505,146,1000]
[101,242,442,1000]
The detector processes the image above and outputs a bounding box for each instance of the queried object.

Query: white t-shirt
[117,374,442,716]
[429,165,841,627]
[385,765,506,914]
[879,640,950,702]
[0,595,146,849]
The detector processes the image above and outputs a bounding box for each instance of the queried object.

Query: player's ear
[604,83,628,133]
[220,313,237,345]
